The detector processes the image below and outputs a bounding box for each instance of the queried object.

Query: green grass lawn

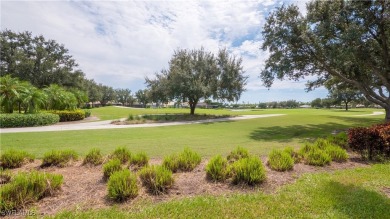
[45,163,390,219]
[0,107,384,158]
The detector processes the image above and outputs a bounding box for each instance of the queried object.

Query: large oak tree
[146,48,247,115]
[261,0,390,121]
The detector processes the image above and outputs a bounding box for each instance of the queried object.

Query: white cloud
[2,0,323,102]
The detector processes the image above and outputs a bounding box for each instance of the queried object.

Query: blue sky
[1,0,327,103]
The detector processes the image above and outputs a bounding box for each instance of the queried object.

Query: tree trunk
[189,100,198,115]
[386,107,390,123]
[345,102,348,111]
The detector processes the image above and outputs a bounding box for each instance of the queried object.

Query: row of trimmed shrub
[348,123,390,161]
[0,113,59,128]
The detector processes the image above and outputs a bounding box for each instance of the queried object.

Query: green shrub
[0,149,35,169]
[84,109,92,118]
[0,113,59,128]
[327,132,348,149]
[110,147,132,164]
[162,148,201,172]
[304,149,332,166]
[227,146,249,162]
[103,158,122,180]
[268,149,294,171]
[41,150,78,167]
[49,110,85,122]
[107,169,138,202]
[0,168,12,184]
[283,146,301,163]
[325,146,349,162]
[130,152,149,167]
[313,138,333,150]
[139,165,174,195]
[231,156,266,185]
[298,142,318,156]
[83,148,104,166]
[205,155,230,182]
[0,171,63,211]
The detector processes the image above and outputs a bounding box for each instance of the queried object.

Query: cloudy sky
[1,0,327,103]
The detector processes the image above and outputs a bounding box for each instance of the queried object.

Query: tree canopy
[261,0,390,121]
[146,48,247,114]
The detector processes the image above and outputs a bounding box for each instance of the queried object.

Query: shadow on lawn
[249,116,382,142]
[324,181,390,218]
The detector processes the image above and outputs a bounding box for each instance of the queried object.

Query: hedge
[0,113,59,128]
[49,110,85,122]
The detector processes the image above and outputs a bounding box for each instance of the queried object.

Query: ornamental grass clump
[83,148,104,166]
[41,150,78,167]
[325,146,349,162]
[267,149,294,171]
[103,158,122,180]
[304,148,332,166]
[283,146,301,163]
[162,148,201,172]
[107,169,138,202]
[0,171,63,211]
[227,146,249,162]
[139,165,174,195]
[231,156,266,185]
[130,152,149,168]
[110,147,132,164]
[205,155,230,182]
[0,149,35,169]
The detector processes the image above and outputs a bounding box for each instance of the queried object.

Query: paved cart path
[0,114,285,133]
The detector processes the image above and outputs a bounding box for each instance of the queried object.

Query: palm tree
[0,75,26,113]
[20,83,47,113]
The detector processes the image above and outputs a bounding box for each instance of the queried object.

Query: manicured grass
[0,108,383,159]
[46,163,390,218]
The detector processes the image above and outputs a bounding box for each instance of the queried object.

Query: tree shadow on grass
[323,181,390,218]
[249,117,382,143]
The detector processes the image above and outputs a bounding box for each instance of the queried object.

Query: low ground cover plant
[83,148,104,166]
[231,156,266,185]
[139,165,174,195]
[267,149,294,171]
[0,149,35,169]
[0,113,59,128]
[41,150,78,167]
[205,155,230,182]
[110,147,132,164]
[0,171,63,211]
[227,146,249,162]
[130,152,149,168]
[299,139,348,166]
[162,148,201,172]
[103,158,122,180]
[0,168,12,184]
[107,169,138,202]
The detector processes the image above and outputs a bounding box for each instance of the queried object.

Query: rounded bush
[283,146,301,163]
[325,146,349,162]
[0,149,35,169]
[83,148,104,166]
[139,165,174,195]
[103,158,122,180]
[268,150,294,171]
[49,110,85,122]
[110,147,132,164]
[162,154,180,172]
[41,150,78,167]
[227,146,249,162]
[107,169,138,202]
[162,148,201,172]
[304,149,331,166]
[205,155,230,182]
[231,156,266,185]
[0,113,59,128]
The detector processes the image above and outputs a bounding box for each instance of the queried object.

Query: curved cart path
[0,114,285,133]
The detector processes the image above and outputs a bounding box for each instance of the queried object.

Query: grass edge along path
[43,163,390,219]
